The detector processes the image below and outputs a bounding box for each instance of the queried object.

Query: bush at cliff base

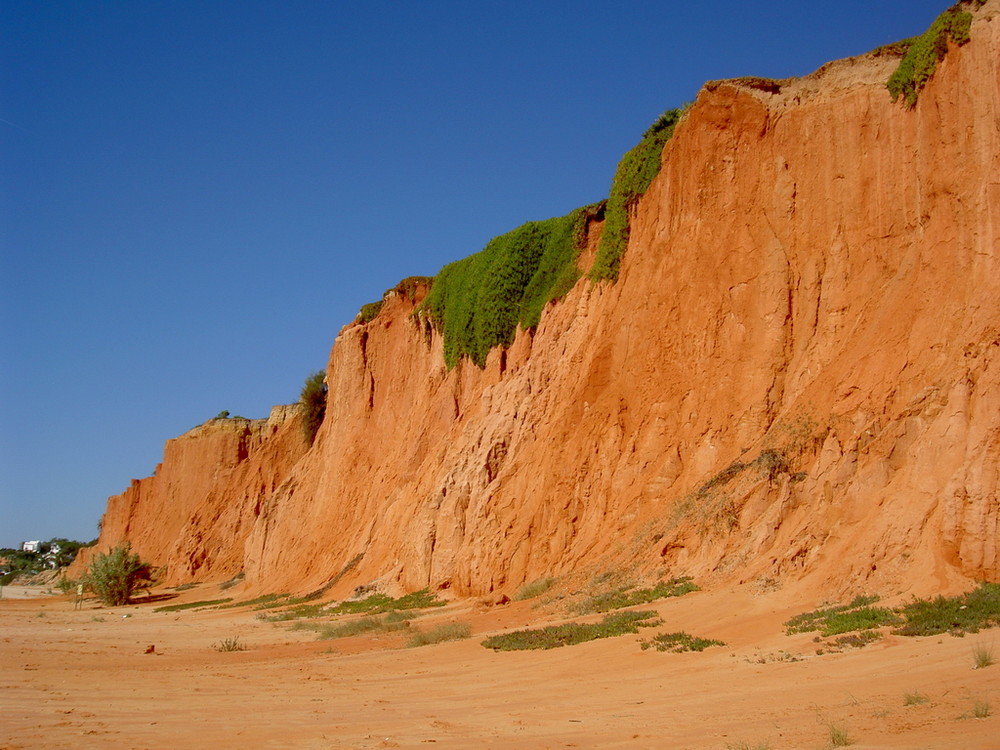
[84,543,151,606]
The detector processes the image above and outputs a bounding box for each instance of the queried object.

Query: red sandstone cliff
[87,3,1000,601]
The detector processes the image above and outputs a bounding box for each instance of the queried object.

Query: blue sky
[1,1,950,548]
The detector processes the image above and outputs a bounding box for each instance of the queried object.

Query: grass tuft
[213,636,246,652]
[972,642,994,669]
[903,691,929,706]
[827,724,853,747]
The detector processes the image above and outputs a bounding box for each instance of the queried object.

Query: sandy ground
[1,581,997,749]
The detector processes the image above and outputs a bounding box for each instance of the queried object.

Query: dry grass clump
[972,642,994,669]
[827,723,853,747]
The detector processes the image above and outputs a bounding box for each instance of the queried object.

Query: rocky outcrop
[77,406,307,585]
[87,3,1000,600]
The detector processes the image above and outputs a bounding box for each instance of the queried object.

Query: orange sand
[2,582,997,749]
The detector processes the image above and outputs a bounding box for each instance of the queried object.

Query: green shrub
[588,108,684,282]
[84,543,152,606]
[299,370,327,445]
[482,610,661,651]
[886,2,983,108]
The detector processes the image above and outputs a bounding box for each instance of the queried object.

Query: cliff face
[90,4,1000,600]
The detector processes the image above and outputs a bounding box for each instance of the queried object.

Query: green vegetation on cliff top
[354,2,986,370]
[886,0,985,108]
[408,106,684,369]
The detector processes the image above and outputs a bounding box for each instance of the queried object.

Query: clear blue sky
[1,1,950,548]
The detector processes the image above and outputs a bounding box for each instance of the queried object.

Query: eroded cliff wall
[89,3,1000,600]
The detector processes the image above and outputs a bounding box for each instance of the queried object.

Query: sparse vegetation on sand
[786,583,1000,649]
[329,588,445,616]
[640,631,725,652]
[892,582,1000,636]
[572,577,699,615]
[153,598,233,613]
[481,610,662,651]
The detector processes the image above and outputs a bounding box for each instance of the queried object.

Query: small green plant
[640,631,725,652]
[213,636,246,652]
[299,370,327,445]
[572,577,699,615]
[827,724,853,747]
[482,610,662,651]
[972,642,994,669]
[406,622,471,647]
[903,691,929,706]
[84,543,152,606]
[726,743,771,750]
[153,598,232,613]
[886,2,983,108]
[514,577,555,601]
